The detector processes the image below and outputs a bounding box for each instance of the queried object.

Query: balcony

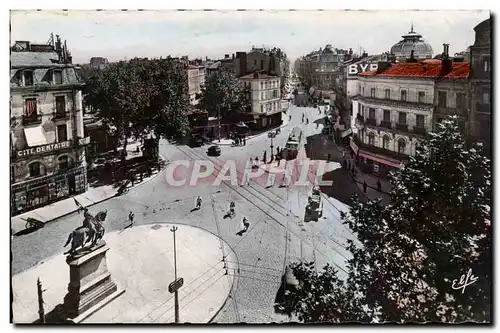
[435,106,467,117]
[354,137,409,162]
[380,121,392,129]
[22,114,42,126]
[52,111,70,121]
[396,123,408,132]
[412,127,427,135]
[365,118,377,126]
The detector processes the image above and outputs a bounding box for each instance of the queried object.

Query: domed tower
[390,23,433,61]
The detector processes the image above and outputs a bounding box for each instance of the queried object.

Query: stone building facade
[239,72,284,129]
[468,17,491,155]
[10,40,89,215]
[351,56,467,177]
[187,65,206,105]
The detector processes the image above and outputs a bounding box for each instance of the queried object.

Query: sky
[10,10,490,64]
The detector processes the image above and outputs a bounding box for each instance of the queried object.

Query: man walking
[195,196,202,210]
[128,211,135,226]
[242,217,250,232]
[363,181,368,193]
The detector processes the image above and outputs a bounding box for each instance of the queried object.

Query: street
[12,104,358,323]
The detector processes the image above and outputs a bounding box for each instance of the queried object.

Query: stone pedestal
[63,242,124,323]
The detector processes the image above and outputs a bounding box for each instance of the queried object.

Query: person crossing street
[195,196,202,210]
[242,216,250,232]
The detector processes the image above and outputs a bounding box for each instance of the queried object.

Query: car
[88,157,107,170]
[189,136,204,147]
[207,145,221,156]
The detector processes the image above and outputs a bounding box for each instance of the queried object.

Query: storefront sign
[348,63,378,76]
[17,141,71,158]
[78,137,90,146]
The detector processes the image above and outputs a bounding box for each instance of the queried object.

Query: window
[385,89,390,99]
[23,71,34,86]
[400,90,407,101]
[418,91,425,104]
[25,98,37,117]
[483,92,490,104]
[369,108,375,119]
[368,133,375,146]
[55,96,66,115]
[261,105,264,113]
[370,88,375,98]
[57,124,68,142]
[398,139,406,154]
[416,115,425,128]
[260,82,263,89]
[382,135,390,149]
[438,91,447,107]
[58,155,73,171]
[273,90,278,98]
[260,60,264,69]
[261,92,264,100]
[54,70,63,85]
[398,112,407,125]
[254,59,257,66]
[383,110,391,122]
[28,161,45,178]
[456,93,466,109]
[484,56,490,72]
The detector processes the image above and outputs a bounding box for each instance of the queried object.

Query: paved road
[11,104,357,323]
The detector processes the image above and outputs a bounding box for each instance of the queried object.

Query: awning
[24,126,48,147]
[341,128,353,138]
[358,152,403,168]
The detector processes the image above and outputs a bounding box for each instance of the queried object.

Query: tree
[196,69,250,119]
[275,116,491,323]
[84,57,190,168]
[297,56,314,90]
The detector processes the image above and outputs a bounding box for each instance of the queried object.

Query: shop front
[11,165,87,216]
[349,137,403,178]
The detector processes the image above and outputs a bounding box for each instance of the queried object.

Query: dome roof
[390,24,433,60]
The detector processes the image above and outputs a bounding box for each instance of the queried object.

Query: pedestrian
[377,179,382,192]
[363,181,368,193]
[243,137,246,146]
[229,201,235,216]
[195,196,202,209]
[306,118,309,125]
[277,146,280,155]
[289,115,291,121]
[242,217,250,231]
[316,122,319,129]
[263,150,267,163]
[327,153,331,162]
[128,211,135,226]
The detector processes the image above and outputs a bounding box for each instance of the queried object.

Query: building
[187,65,206,105]
[434,45,470,133]
[310,44,345,90]
[468,17,491,155]
[351,52,467,177]
[390,24,433,61]
[10,37,89,215]
[238,72,285,129]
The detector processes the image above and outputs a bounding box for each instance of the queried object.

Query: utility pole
[169,226,183,323]
[217,105,221,143]
[37,278,45,323]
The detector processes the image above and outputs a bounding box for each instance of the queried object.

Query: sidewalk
[11,159,166,235]
[333,142,392,203]
[12,224,237,323]
[210,110,290,146]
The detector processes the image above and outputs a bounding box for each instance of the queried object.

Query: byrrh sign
[348,63,378,76]
[17,141,71,157]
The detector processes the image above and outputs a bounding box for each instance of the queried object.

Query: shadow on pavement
[319,167,368,206]
[304,133,342,162]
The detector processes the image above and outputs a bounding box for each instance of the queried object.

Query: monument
[54,201,125,323]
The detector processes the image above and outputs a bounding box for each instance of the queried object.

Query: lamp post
[169,225,183,323]
[268,131,276,161]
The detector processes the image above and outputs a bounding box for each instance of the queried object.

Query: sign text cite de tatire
[17,141,71,157]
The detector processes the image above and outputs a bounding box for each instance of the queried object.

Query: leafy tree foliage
[296,56,314,90]
[276,116,491,323]
[84,57,190,161]
[196,69,250,119]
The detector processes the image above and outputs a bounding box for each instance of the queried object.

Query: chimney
[439,44,453,76]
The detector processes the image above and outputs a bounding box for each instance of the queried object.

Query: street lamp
[268,131,276,160]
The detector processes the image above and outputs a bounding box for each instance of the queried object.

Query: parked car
[88,157,107,170]
[207,145,221,156]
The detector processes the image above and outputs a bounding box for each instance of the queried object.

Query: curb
[12,157,168,235]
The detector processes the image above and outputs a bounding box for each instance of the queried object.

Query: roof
[359,60,469,79]
[11,52,60,67]
[239,72,279,80]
